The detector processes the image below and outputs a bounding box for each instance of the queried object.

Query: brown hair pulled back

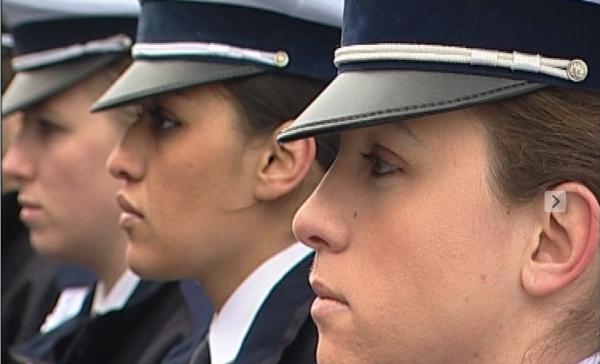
[219,72,339,170]
[477,87,599,204]
[475,86,600,359]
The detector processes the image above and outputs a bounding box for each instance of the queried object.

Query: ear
[254,120,316,201]
[522,182,599,296]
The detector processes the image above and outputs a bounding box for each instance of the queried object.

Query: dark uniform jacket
[164,254,318,364]
[9,279,210,364]
[1,192,94,363]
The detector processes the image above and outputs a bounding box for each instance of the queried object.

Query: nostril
[309,235,330,250]
[297,233,329,251]
[2,147,33,182]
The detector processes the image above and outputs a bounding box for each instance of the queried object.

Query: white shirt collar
[578,352,600,364]
[39,286,91,333]
[208,242,313,364]
[91,269,141,316]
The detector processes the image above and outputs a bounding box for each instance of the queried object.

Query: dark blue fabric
[9,280,197,364]
[10,17,138,56]
[55,265,95,289]
[171,254,317,364]
[178,279,213,333]
[161,330,207,364]
[136,0,341,81]
[234,254,315,364]
[339,0,599,91]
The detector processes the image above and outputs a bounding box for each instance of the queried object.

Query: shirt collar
[208,242,313,364]
[578,352,600,364]
[91,269,141,316]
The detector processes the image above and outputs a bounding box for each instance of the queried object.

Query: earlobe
[254,120,316,201]
[522,182,599,297]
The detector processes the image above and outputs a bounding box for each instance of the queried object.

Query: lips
[116,193,144,229]
[309,278,350,320]
[18,195,41,209]
[116,193,143,217]
[310,279,348,304]
[17,196,44,222]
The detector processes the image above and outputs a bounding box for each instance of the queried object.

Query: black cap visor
[277,70,545,142]
[2,54,120,117]
[91,59,268,112]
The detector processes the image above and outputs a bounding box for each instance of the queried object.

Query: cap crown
[132,0,343,81]
[337,0,599,90]
[3,0,139,70]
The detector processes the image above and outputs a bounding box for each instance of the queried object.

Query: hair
[2,47,14,93]
[84,55,139,124]
[85,55,131,97]
[474,86,600,361]
[219,72,339,170]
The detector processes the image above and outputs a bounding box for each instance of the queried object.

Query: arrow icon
[545,191,566,212]
[552,195,560,208]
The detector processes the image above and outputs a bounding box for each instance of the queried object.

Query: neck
[197,215,298,311]
[465,298,597,364]
[94,261,128,293]
[194,167,319,311]
[89,241,129,293]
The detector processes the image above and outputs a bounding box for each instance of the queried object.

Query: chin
[126,248,184,281]
[317,338,357,364]
[29,232,70,260]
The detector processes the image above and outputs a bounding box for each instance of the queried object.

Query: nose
[2,114,35,187]
[292,165,350,254]
[106,120,146,183]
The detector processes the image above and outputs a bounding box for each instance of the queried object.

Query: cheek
[137,142,230,271]
[345,187,517,358]
[27,119,126,259]
[45,140,123,233]
[126,233,196,280]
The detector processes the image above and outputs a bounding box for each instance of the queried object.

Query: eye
[37,118,64,136]
[148,106,181,132]
[360,151,402,177]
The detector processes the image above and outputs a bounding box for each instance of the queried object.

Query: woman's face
[2,78,132,265]
[107,85,265,281]
[293,110,535,363]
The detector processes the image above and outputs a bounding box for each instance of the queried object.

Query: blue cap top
[277,0,599,142]
[132,0,343,81]
[2,0,140,116]
[337,0,599,91]
[91,0,344,111]
[3,0,139,71]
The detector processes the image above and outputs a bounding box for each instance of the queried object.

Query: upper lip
[17,196,41,208]
[309,278,348,304]
[116,193,144,217]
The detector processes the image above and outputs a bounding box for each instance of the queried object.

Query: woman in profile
[92,0,342,363]
[2,0,203,362]
[278,0,599,363]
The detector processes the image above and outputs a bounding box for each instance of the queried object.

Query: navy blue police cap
[278,0,600,142]
[91,0,343,112]
[1,0,139,117]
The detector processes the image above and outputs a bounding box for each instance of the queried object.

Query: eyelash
[38,119,62,136]
[148,106,180,132]
[360,151,402,177]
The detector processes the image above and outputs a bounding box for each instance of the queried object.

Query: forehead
[348,108,485,149]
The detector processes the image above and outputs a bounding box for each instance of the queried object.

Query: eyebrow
[393,121,424,147]
[28,106,64,123]
[172,89,202,104]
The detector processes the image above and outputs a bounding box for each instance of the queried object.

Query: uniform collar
[577,352,600,364]
[91,269,141,316]
[208,242,313,364]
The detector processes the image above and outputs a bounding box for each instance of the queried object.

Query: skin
[2,74,133,289]
[2,111,22,192]
[107,84,319,310]
[292,109,599,364]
